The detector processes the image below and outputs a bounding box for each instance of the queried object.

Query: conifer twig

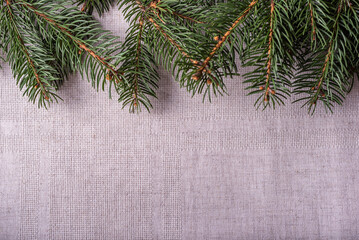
[17,0,119,80]
[264,0,275,102]
[195,0,258,77]
[5,0,49,99]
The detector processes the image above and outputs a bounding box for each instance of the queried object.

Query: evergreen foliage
[1,0,358,114]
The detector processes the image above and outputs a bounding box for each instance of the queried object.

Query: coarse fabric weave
[1,8,359,240]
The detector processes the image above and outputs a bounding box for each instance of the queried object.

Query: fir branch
[1,0,359,114]
[17,0,123,93]
[19,1,114,70]
[241,0,294,109]
[122,0,230,104]
[133,15,145,109]
[264,0,275,102]
[6,0,47,97]
[308,0,316,42]
[135,0,199,65]
[117,1,160,112]
[142,0,238,101]
[195,0,257,78]
[1,0,61,107]
[293,0,357,114]
[146,11,198,65]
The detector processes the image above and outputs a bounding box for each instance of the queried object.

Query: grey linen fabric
[1,8,359,240]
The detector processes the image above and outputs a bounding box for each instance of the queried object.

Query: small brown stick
[173,12,204,24]
[133,16,145,107]
[308,1,316,41]
[264,0,275,101]
[195,0,258,76]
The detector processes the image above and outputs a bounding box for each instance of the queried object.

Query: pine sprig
[1,0,62,107]
[293,0,358,114]
[1,0,359,114]
[0,0,125,107]
[117,14,159,112]
[241,0,294,109]
[142,0,237,101]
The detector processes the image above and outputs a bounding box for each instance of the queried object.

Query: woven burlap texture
[1,8,359,240]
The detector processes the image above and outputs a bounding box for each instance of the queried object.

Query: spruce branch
[140,2,198,65]
[116,0,160,112]
[195,0,258,78]
[1,0,359,114]
[308,0,317,42]
[1,0,125,106]
[263,0,275,103]
[1,0,62,107]
[139,0,238,101]
[293,0,358,114]
[18,0,121,75]
[117,0,231,110]
[239,0,294,109]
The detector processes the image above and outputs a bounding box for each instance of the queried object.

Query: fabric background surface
[1,8,359,240]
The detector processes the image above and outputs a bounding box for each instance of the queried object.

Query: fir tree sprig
[1,0,62,107]
[241,0,294,109]
[293,0,359,114]
[1,0,359,114]
[0,0,125,107]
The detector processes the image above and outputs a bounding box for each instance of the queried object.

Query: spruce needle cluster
[1,0,358,114]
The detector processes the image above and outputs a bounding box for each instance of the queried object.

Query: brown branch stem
[136,0,202,66]
[196,0,258,76]
[18,1,118,77]
[133,16,145,107]
[6,0,48,98]
[308,1,316,41]
[173,12,204,24]
[312,2,344,101]
[264,0,275,101]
